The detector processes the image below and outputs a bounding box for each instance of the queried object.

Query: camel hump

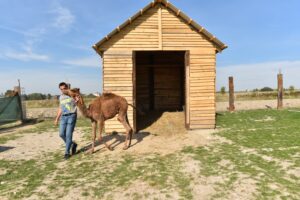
[101,92,128,103]
[101,92,118,99]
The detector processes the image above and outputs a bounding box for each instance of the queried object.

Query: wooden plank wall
[99,6,160,52]
[101,4,217,132]
[160,7,217,129]
[102,52,134,133]
[101,6,160,133]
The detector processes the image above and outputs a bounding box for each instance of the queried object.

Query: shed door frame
[132,51,137,133]
[132,50,190,132]
[185,50,190,129]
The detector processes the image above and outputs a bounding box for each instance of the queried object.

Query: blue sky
[0,0,300,95]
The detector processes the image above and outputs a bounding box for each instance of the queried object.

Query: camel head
[68,88,84,105]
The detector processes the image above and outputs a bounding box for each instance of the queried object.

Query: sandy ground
[0,126,217,161]
[1,109,297,199]
[0,129,85,160]
[0,117,222,200]
[217,98,300,111]
[26,99,300,119]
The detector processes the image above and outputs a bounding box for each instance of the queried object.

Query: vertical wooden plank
[132,51,137,133]
[277,73,283,109]
[185,51,190,129]
[158,5,162,50]
[101,56,104,92]
[149,54,154,110]
[228,76,235,112]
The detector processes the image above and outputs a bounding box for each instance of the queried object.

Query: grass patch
[182,109,300,199]
[0,152,61,199]
[44,153,192,199]
[1,109,300,199]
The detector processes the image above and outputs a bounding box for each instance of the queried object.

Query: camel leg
[97,120,113,151]
[118,114,133,150]
[87,121,97,154]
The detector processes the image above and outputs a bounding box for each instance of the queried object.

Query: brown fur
[68,88,133,153]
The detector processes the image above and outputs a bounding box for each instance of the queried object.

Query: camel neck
[77,100,91,118]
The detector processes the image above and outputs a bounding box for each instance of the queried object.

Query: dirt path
[0,129,86,160]
[1,110,299,199]
[0,126,217,161]
[0,111,219,161]
[217,98,300,111]
[26,99,300,119]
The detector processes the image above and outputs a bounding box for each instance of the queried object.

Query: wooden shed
[93,0,227,133]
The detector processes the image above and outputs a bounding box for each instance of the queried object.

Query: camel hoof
[123,145,129,150]
[85,148,94,154]
[107,145,113,151]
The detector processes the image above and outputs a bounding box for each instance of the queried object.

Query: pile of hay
[138,111,187,136]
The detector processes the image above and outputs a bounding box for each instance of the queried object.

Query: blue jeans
[59,113,77,155]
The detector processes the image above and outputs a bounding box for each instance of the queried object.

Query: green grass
[0,109,300,199]
[0,152,61,199]
[182,109,300,199]
[41,153,192,199]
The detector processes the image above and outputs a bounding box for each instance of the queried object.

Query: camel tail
[128,104,145,115]
[125,114,133,145]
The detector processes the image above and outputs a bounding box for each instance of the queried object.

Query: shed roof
[93,0,227,54]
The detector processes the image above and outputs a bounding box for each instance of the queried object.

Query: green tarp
[0,96,22,124]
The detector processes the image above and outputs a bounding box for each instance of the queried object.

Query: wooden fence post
[229,76,235,111]
[14,84,24,123]
[277,73,283,109]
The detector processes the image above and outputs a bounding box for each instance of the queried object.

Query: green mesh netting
[0,96,22,124]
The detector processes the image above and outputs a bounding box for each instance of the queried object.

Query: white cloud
[50,4,75,31]
[217,60,300,91]
[0,3,75,63]
[1,43,49,62]
[4,51,49,62]
[0,25,33,37]
[62,57,100,68]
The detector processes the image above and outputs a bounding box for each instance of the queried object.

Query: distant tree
[51,95,59,100]
[27,93,47,100]
[289,86,295,93]
[4,90,14,97]
[21,94,28,100]
[47,94,52,99]
[252,88,259,92]
[260,87,273,92]
[86,93,96,98]
[220,87,226,95]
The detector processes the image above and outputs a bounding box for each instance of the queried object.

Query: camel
[68,88,133,153]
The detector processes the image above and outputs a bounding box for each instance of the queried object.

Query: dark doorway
[134,51,186,131]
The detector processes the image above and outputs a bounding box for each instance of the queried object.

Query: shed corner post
[185,50,190,129]
[132,51,137,133]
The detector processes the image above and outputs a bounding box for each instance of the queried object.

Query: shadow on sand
[0,146,15,153]
[77,131,151,154]
[0,118,43,134]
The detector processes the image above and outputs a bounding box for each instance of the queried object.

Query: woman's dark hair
[58,82,68,88]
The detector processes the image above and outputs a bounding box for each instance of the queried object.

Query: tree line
[219,86,297,94]
[1,90,97,100]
